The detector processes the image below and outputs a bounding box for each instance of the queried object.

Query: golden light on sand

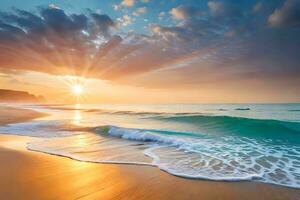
[72,84,83,96]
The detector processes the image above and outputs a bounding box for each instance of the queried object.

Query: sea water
[1,103,300,188]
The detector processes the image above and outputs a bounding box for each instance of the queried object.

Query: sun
[72,84,83,96]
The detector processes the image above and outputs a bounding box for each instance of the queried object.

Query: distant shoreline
[0,89,45,103]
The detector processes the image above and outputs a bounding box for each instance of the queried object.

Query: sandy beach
[0,106,300,200]
[0,106,47,125]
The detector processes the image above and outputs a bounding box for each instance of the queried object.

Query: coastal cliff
[0,89,45,103]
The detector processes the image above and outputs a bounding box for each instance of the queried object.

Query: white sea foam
[0,120,73,137]
[25,125,300,188]
[108,126,300,188]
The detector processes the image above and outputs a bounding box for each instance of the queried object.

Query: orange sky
[1,71,299,103]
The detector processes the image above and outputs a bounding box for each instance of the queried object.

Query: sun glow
[72,84,83,96]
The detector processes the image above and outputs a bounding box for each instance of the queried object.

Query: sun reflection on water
[73,104,81,125]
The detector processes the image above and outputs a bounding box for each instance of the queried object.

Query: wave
[217,109,228,111]
[97,125,300,188]
[153,114,300,142]
[29,124,300,188]
[95,126,200,147]
[9,103,300,144]
[37,102,300,142]
[235,108,250,111]
[38,104,207,115]
[28,125,268,182]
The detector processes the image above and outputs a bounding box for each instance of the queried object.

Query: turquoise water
[1,103,300,188]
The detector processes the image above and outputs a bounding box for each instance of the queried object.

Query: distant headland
[0,89,45,103]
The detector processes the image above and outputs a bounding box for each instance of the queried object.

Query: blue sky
[1,0,178,33]
[0,0,283,34]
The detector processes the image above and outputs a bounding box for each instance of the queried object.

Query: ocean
[1,103,300,188]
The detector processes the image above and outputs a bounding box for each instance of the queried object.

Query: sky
[0,0,299,103]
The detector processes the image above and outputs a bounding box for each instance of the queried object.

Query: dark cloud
[207,1,242,18]
[252,2,263,13]
[91,13,116,36]
[40,7,88,34]
[0,6,120,76]
[268,0,300,27]
[120,0,300,88]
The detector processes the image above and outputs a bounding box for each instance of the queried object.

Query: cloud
[117,14,133,26]
[155,5,228,43]
[252,2,263,13]
[133,7,147,16]
[0,7,117,75]
[150,24,186,40]
[170,5,202,20]
[208,1,242,18]
[48,3,60,10]
[96,9,102,14]
[113,0,136,12]
[91,13,116,36]
[121,0,135,7]
[144,1,300,88]
[268,0,300,27]
[159,12,165,17]
[158,11,165,20]
[112,4,121,11]
[0,7,189,81]
[208,1,224,16]
[138,7,147,14]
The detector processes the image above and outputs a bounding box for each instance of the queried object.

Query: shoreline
[0,106,48,126]
[1,134,300,200]
[0,106,300,199]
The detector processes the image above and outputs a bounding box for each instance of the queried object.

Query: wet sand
[0,106,300,200]
[0,106,47,125]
